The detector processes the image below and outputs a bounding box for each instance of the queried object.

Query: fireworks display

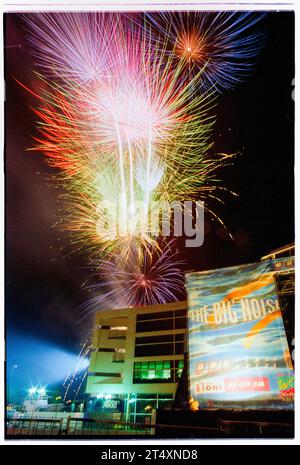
[62,331,92,402]
[145,11,265,92]
[78,242,185,319]
[19,11,264,310]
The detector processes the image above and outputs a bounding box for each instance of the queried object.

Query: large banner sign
[186,259,294,409]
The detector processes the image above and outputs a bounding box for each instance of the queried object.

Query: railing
[6,417,154,437]
[6,416,294,438]
[6,416,218,438]
[65,417,155,436]
[6,418,63,436]
[219,419,294,437]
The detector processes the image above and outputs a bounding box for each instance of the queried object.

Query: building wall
[86,301,187,422]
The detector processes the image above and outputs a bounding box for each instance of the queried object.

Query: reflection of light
[96,394,112,400]
[38,388,46,395]
[129,399,136,404]
[7,333,91,393]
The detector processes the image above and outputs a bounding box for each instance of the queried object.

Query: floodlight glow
[7,333,91,405]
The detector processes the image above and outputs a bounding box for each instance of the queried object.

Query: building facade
[86,300,187,423]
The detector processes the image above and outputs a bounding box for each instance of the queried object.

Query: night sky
[4,12,294,400]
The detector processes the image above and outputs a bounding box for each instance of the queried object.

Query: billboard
[186,259,294,409]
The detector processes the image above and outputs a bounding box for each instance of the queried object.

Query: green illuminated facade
[133,360,184,383]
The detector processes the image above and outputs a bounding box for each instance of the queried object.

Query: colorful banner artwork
[186,259,294,409]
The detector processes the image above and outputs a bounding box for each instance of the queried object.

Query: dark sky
[4,12,294,382]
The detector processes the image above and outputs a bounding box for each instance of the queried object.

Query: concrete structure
[86,300,187,423]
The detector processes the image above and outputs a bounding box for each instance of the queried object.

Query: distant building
[85,300,187,423]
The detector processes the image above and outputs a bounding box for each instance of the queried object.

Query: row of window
[135,334,184,344]
[96,311,187,339]
[135,333,185,357]
[136,316,186,333]
[133,360,184,383]
[136,309,187,333]
[136,309,186,321]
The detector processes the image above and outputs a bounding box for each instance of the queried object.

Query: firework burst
[78,242,185,318]
[23,16,220,258]
[145,11,265,92]
[17,11,264,311]
[23,12,124,84]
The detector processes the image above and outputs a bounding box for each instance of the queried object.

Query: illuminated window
[133,361,173,383]
[175,360,184,379]
[113,350,125,363]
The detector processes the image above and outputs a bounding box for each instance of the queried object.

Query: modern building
[85,300,187,423]
[85,244,294,424]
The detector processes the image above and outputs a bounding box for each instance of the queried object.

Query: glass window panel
[175,342,184,354]
[174,317,187,329]
[136,311,173,321]
[135,343,174,357]
[174,309,187,317]
[158,399,173,409]
[136,319,173,332]
[135,335,173,344]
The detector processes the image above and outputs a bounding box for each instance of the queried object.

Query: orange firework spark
[175,29,207,65]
